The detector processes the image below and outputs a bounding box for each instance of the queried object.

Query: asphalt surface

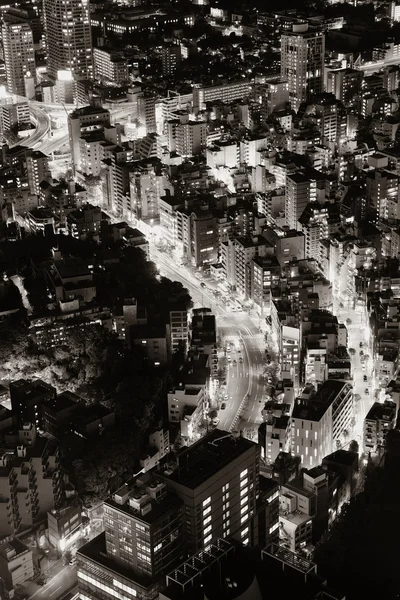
[25,562,77,600]
[152,246,265,431]
[337,303,375,449]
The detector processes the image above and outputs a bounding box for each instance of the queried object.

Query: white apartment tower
[281,25,325,112]
[43,0,93,81]
[2,17,36,97]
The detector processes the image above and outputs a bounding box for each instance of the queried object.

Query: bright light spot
[57,70,73,82]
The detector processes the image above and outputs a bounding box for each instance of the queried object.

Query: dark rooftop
[159,430,256,490]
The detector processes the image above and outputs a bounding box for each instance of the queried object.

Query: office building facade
[281,25,325,112]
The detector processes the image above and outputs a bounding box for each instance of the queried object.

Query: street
[151,245,266,432]
[337,302,375,450]
[24,564,77,600]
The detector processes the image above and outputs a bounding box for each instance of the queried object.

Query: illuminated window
[240,487,248,497]
[240,469,248,479]
[203,497,211,507]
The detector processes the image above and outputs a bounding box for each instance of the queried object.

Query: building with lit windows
[2,15,35,98]
[77,472,184,600]
[157,430,261,554]
[93,47,128,85]
[43,0,93,81]
[161,44,181,77]
[285,170,323,230]
[363,400,396,453]
[366,167,400,221]
[10,379,56,429]
[68,98,111,175]
[291,380,353,469]
[281,25,325,112]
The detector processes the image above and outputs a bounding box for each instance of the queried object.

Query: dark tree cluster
[0,231,192,506]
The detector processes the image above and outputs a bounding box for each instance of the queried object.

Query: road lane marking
[49,587,62,597]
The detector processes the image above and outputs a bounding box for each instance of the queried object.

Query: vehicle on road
[69,557,77,566]
[221,403,226,410]
[363,375,368,382]
[365,388,369,394]
[359,342,363,348]
[233,360,237,365]
[239,357,243,363]
[212,418,220,426]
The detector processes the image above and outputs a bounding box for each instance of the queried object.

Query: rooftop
[159,430,255,490]
[77,533,153,590]
[106,472,182,526]
[292,380,350,422]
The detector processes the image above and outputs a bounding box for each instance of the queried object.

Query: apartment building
[363,400,397,453]
[192,80,252,112]
[0,427,64,537]
[0,538,33,595]
[258,402,291,464]
[93,47,128,84]
[190,309,218,378]
[270,299,301,390]
[225,235,272,297]
[302,309,347,384]
[10,379,56,429]
[168,383,208,443]
[250,255,281,316]
[169,306,188,354]
[68,98,111,175]
[291,380,353,469]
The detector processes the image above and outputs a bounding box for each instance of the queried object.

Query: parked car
[365,388,369,394]
[363,375,368,382]
[212,418,220,426]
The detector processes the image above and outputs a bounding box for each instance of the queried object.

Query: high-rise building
[2,16,36,98]
[77,472,184,600]
[285,169,326,230]
[161,44,181,77]
[43,0,93,81]
[68,97,111,174]
[157,430,261,554]
[281,24,325,112]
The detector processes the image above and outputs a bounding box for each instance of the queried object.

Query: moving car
[365,388,369,394]
[363,375,368,382]
[212,418,220,426]
[221,403,226,410]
